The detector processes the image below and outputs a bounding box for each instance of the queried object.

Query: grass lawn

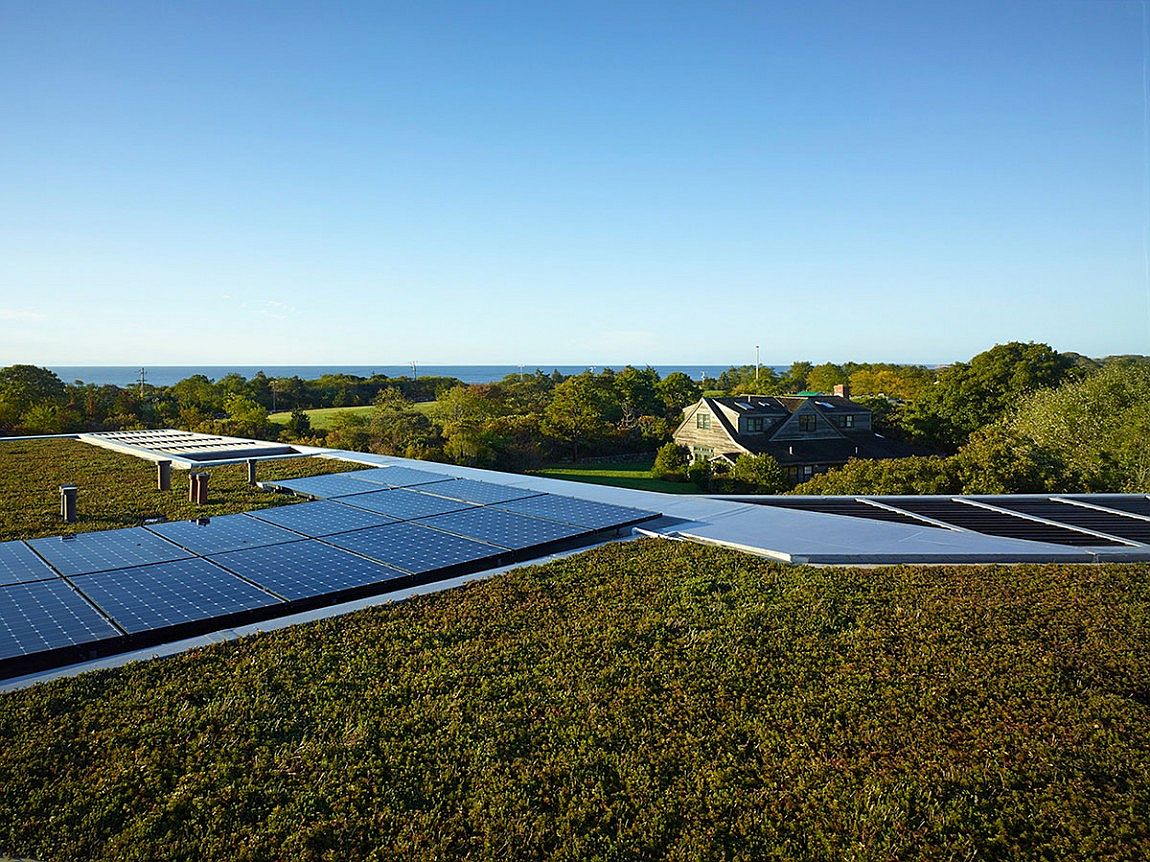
[0,541,1147,860]
[534,457,703,494]
[269,402,437,430]
[0,438,359,541]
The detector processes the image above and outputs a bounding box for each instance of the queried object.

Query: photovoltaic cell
[0,541,58,585]
[0,580,121,661]
[73,558,281,634]
[27,528,193,577]
[419,507,588,550]
[493,494,660,531]
[145,514,304,555]
[246,500,397,537]
[264,473,385,499]
[419,478,542,505]
[210,541,406,601]
[346,466,458,488]
[341,488,476,520]
[324,522,503,574]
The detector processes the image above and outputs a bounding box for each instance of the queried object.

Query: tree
[899,342,1076,450]
[0,365,66,429]
[723,453,786,493]
[221,394,270,439]
[805,363,847,394]
[651,442,690,481]
[966,363,1150,492]
[656,372,702,412]
[285,410,312,438]
[791,456,962,496]
[540,373,617,460]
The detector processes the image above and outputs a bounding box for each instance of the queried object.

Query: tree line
[1,344,1146,493]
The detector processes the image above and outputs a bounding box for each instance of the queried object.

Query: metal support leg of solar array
[3,433,1149,688]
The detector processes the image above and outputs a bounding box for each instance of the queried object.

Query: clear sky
[1,1,1147,366]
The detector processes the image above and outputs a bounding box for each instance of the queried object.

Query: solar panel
[493,493,661,531]
[347,466,458,488]
[987,499,1150,545]
[324,522,503,574]
[418,507,589,550]
[210,541,406,601]
[264,473,384,499]
[246,500,397,537]
[883,499,1125,547]
[341,488,476,520]
[0,541,59,585]
[27,528,193,577]
[72,558,281,634]
[419,478,542,506]
[750,498,940,528]
[0,580,121,661]
[145,514,305,555]
[1070,496,1150,519]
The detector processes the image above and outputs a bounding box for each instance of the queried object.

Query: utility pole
[755,345,760,386]
[410,361,417,379]
[137,368,146,399]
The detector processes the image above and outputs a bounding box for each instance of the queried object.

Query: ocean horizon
[48,365,787,388]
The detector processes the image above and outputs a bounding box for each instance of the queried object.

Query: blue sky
[0,1,1146,365]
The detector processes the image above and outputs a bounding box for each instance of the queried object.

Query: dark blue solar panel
[0,541,58,585]
[419,478,542,505]
[493,494,660,531]
[419,507,588,550]
[247,500,397,537]
[342,488,476,520]
[324,522,503,574]
[145,514,304,555]
[264,473,384,499]
[210,541,406,601]
[73,558,281,634]
[0,580,121,661]
[26,528,192,577]
[347,466,458,488]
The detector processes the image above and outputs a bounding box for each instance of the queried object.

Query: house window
[696,413,711,430]
[746,417,764,432]
[802,465,814,477]
[786,466,800,479]
[692,446,713,462]
[798,414,816,432]
[843,414,855,428]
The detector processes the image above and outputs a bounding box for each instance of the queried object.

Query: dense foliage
[0,541,1147,860]
[0,439,356,541]
[795,362,1150,495]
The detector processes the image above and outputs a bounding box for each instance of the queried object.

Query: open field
[0,438,358,541]
[269,402,438,430]
[534,457,704,494]
[1,540,1147,861]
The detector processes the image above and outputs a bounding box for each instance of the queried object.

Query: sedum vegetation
[0,438,356,541]
[0,541,1148,861]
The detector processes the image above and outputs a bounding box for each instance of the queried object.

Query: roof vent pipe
[59,485,77,524]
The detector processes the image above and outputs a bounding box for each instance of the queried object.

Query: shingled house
[672,384,921,482]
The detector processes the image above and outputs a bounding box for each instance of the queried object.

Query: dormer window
[843,414,855,428]
[746,417,764,432]
[696,413,711,430]
[798,414,816,432]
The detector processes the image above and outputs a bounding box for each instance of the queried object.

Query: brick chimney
[833,383,851,400]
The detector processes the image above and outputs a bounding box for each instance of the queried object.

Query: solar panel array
[751,495,1150,549]
[0,471,661,679]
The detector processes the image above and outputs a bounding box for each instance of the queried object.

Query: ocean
[48,365,787,388]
